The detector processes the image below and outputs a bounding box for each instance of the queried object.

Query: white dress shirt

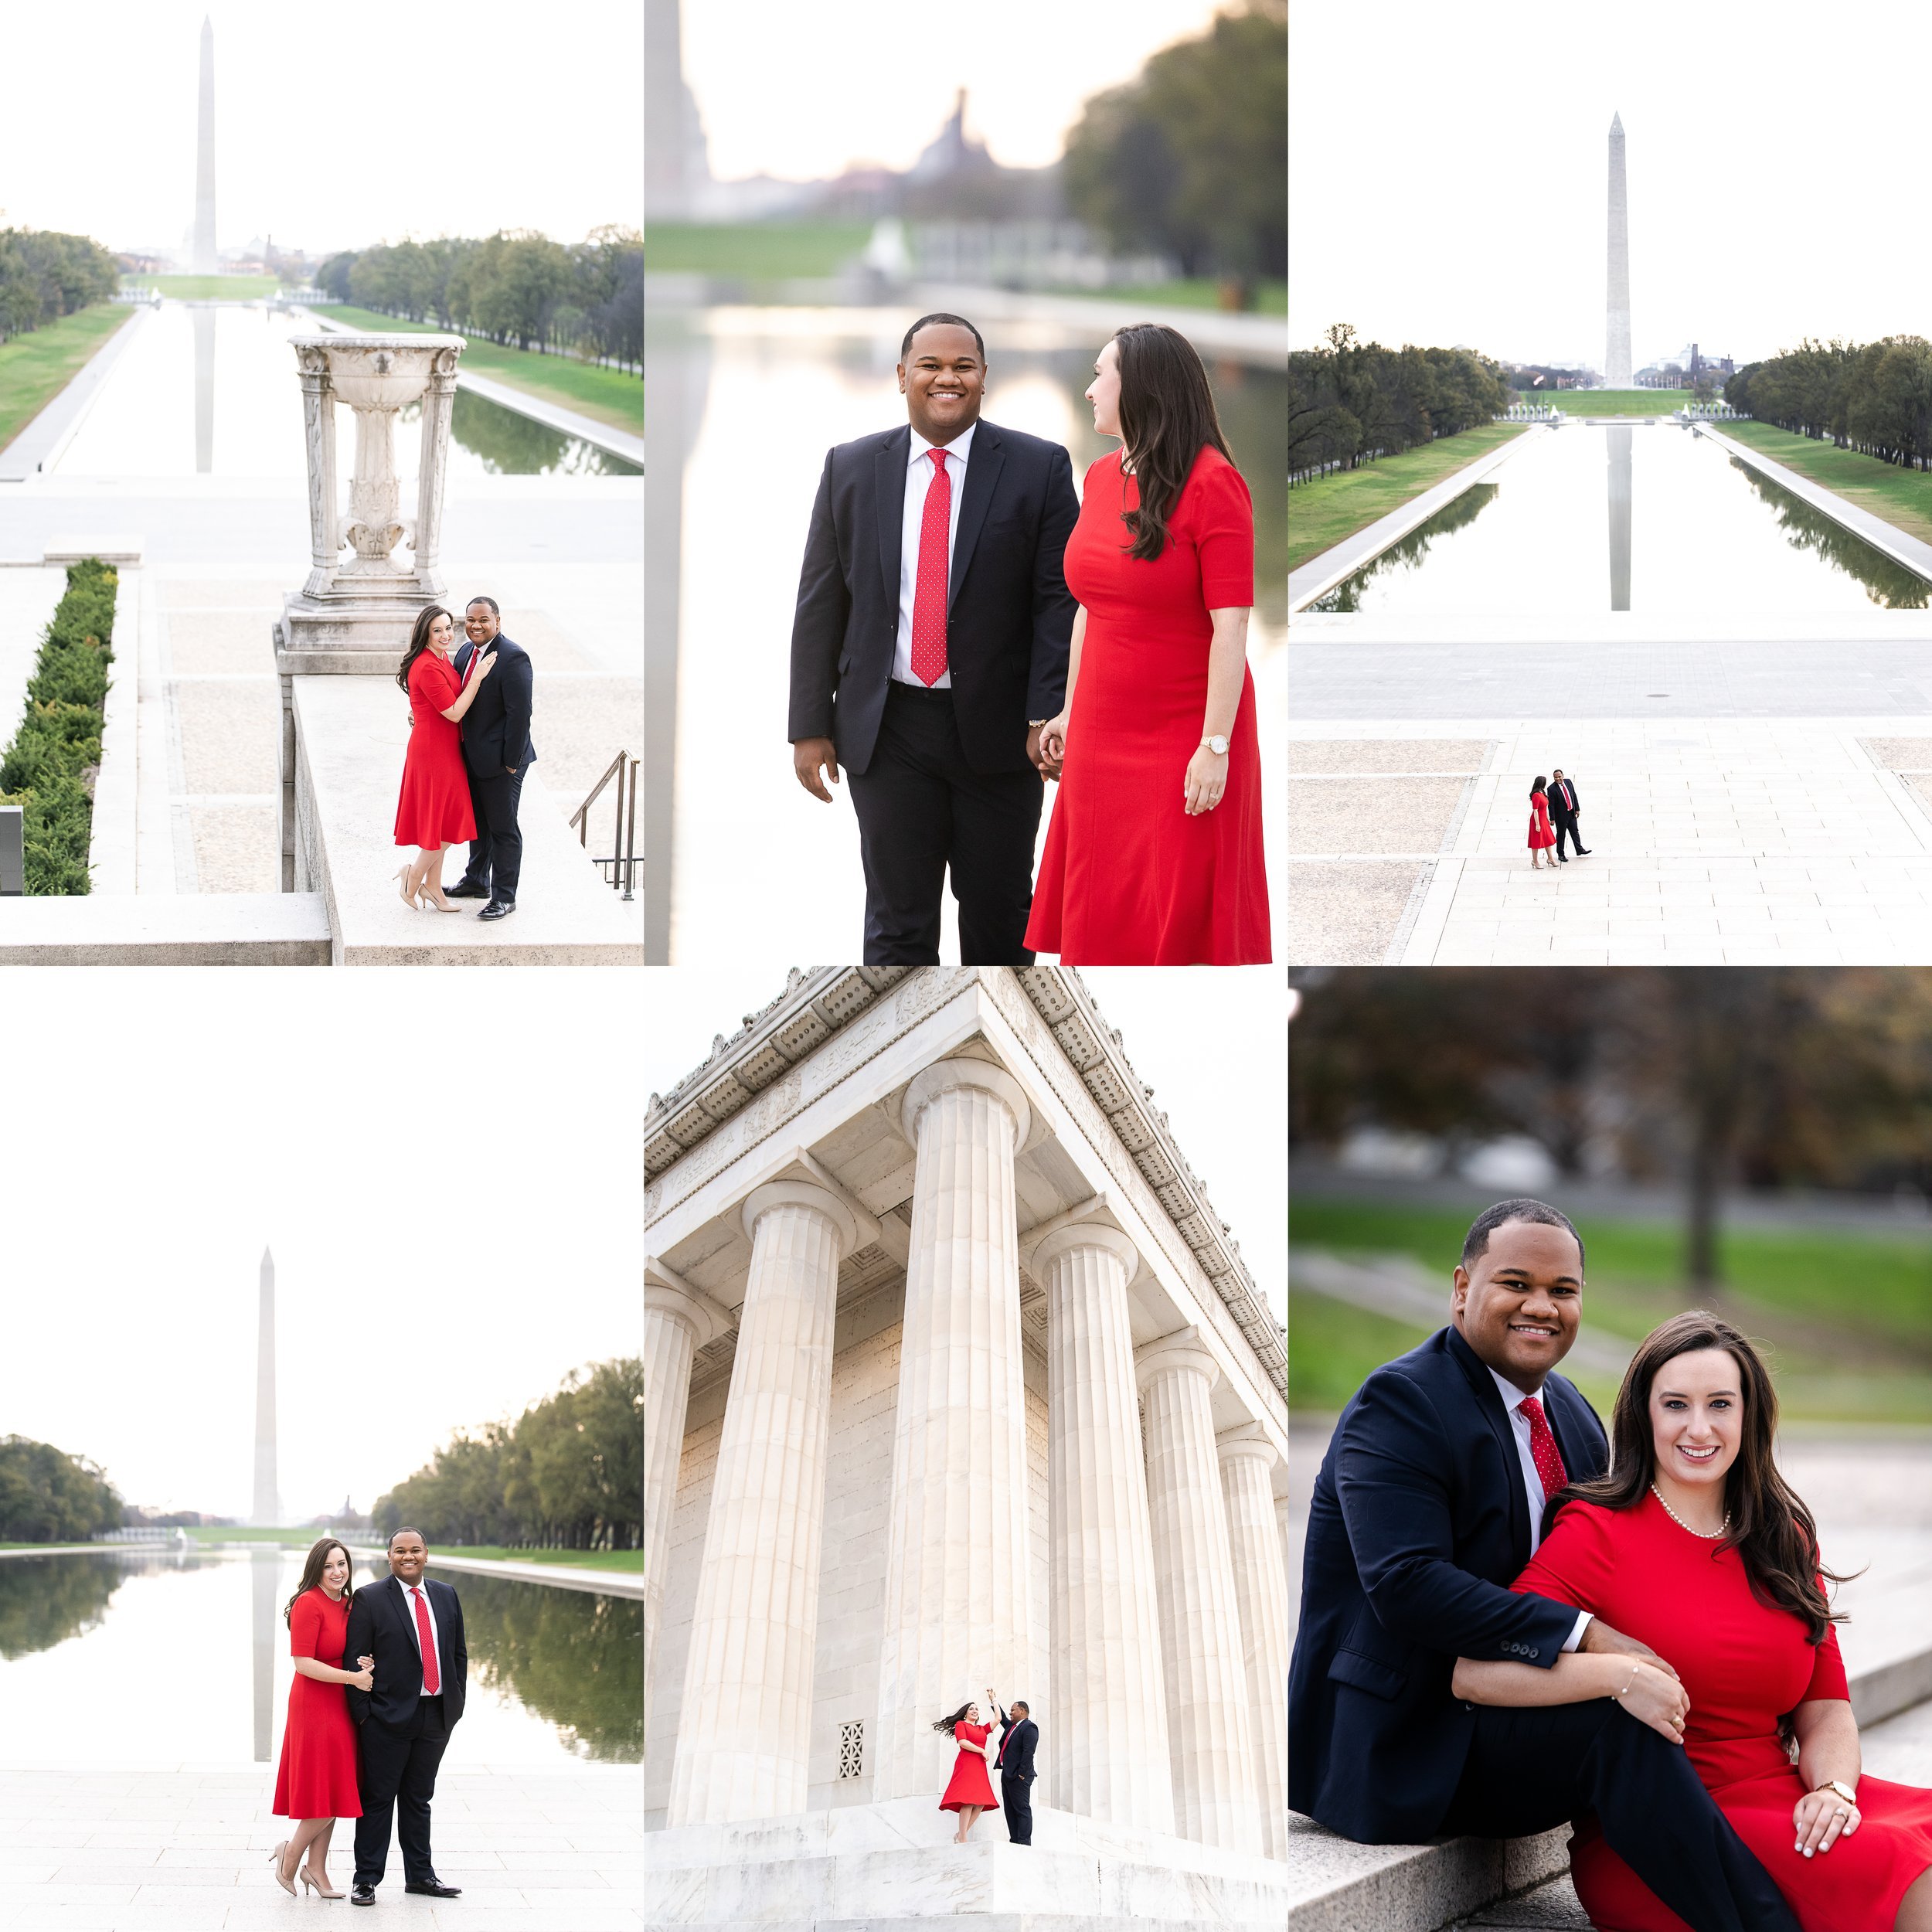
[1486,1365,1591,1653]
[893,422,976,688]
[400,1578,443,1694]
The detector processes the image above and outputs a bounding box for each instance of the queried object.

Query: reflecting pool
[55,304,639,478]
[0,1548,641,1764]
[1311,423,1928,614]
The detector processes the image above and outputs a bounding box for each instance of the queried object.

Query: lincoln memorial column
[1034,1223,1175,1832]
[666,1180,861,1825]
[642,1264,727,1743]
[1219,1431,1291,1860]
[872,1060,1035,1803]
[1137,1328,1261,1852]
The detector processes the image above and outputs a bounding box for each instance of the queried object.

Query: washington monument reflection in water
[1607,426,1631,611]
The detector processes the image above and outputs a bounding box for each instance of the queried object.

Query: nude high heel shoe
[269,1842,296,1895]
[301,1863,345,1899]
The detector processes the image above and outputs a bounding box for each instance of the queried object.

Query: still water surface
[647,306,1286,962]
[0,1548,640,1764]
[1313,423,1927,614]
[56,304,639,479]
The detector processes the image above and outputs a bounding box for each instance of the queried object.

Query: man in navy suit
[1288,1199,1801,1932]
[788,314,1078,965]
[447,596,535,922]
[989,1692,1037,1845]
[344,1529,468,1906]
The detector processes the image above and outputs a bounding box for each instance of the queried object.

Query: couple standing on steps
[392,594,536,920]
[1529,768,1590,869]
[935,1692,1039,1846]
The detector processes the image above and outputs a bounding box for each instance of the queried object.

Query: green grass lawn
[125,274,279,300]
[0,304,134,454]
[0,1542,97,1552]
[1291,1195,1932,1421]
[1713,420,1932,551]
[646,221,872,278]
[1288,420,1526,575]
[1534,389,1692,417]
[321,304,639,435]
[1043,279,1287,316]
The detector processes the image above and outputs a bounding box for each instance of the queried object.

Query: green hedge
[0,558,116,893]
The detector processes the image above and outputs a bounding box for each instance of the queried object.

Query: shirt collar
[1488,1363,1544,1417]
[910,422,975,469]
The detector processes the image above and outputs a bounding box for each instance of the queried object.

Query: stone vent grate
[838,1719,864,1778]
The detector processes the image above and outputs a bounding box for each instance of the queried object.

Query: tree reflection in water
[1726,459,1931,609]
[396,391,641,478]
[1308,483,1501,613]
[0,1551,195,1659]
[454,1570,641,1763]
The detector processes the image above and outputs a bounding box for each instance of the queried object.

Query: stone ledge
[0,891,329,964]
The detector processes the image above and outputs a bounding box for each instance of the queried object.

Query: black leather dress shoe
[478,898,515,921]
[404,1879,463,1896]
[1577,847,1592,855]
[350,1882,376,1905]
[443,880,490,900]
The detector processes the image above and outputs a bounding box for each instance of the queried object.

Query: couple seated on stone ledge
[392,595,535,920]
[1289,1197,1932,1932]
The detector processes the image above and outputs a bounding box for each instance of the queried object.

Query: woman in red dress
[1025,324,1269,964]
[934,1699,999,1842]
[1529,778,1557,868]
[393,604,495,910]
[270,1538,371,1900]
[1454,1312,1932,1932]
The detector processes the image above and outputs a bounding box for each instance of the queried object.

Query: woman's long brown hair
[284,1536,355,1626]
[1541,1310,1857,1644]
[1113,323,1233,563]
[395,604,453,696]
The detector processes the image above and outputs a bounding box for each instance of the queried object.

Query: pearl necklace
[1651,1479,1728,1539]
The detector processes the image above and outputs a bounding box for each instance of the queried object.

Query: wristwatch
[1201,734,1230,756]
[1814,1778,1858,1807]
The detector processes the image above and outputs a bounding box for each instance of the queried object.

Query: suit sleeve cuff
[1563,1611,1592,1653]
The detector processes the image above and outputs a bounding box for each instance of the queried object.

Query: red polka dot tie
[1521,1395,1570,1506]
[910,447,951,687]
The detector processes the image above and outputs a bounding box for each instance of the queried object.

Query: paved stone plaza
[0,1764,642,1932]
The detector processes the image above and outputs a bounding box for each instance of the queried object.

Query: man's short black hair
[1461,1199,1585,1275]
[465,595,499,617]
[901,311,985,362]
[387,1526,427,1549]
[1011,1699,1029,1715]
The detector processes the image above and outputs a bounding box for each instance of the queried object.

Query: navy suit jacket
[452,633,536,778]
[1287,1325,1608,1843]
[1548,778,1582,820]
[787,419,1078,777]
[993,1706,1037,1782]
[343,1573,468,1735]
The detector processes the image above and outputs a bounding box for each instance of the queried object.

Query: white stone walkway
[0,1764,641,1931]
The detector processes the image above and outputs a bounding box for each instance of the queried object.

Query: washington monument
[1606,111,1631,388]
[192,16,217,274]
[252,1248,280,1526]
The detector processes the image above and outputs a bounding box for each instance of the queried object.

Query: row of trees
[373,1358,641,1552]
[1291,323,1510,482]
[0,1434,123,1543]
[1291,968,1932,1287]
[0,228,118,343]
[1063,0,1284,294]
[315,229,641,372]
[1726,337,1932,469]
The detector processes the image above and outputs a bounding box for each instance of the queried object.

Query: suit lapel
[949,425,1003,614]
[1445,1325,1531,1569]
[876,430,910,614]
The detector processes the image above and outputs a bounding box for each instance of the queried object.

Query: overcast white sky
[1291,0,1932,369]
[0,1,641,259]
[682,0,1227,182]
[645,969,1287,1327]
[0,971,640,1522]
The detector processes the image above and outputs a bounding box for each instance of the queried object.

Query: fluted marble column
[873,1060,1035,1802]
[666,1180,861,1824]
[1137,1329,1260,1852]
[1036,1222,1175,1830]
[644,1266,729,1745]
[1219,1432,1291,1861]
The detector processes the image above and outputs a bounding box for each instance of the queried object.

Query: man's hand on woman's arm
[1579,1614,1682,1680]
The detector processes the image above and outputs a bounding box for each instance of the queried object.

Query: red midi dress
[272,1587,362,1819]
[1025,445,1270,964]
[938,1721,997,1812]
[1528,791,1556,851]
[1512,1494,1932,1931]
[393,649,477,849]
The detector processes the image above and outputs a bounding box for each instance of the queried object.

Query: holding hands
[1611,1657,1690,1744]
[351,1654,375,1692]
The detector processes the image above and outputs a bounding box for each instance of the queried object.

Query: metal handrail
[571,751,638,900]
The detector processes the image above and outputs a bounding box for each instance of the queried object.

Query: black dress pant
[459,764,526,902]
[846,682,1043,965]
[353,1695,451,1887]
[1552,813,1581,858]
[1438,1698,1801,1932]
[1000,1770,1032,1845]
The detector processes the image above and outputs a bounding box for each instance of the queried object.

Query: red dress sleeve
[289,1589,324,1660]
[410,651,458,714]
[1189,453,1254,610]
[1803,1620,1849,1701]
[1509,1500,1615,1614]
